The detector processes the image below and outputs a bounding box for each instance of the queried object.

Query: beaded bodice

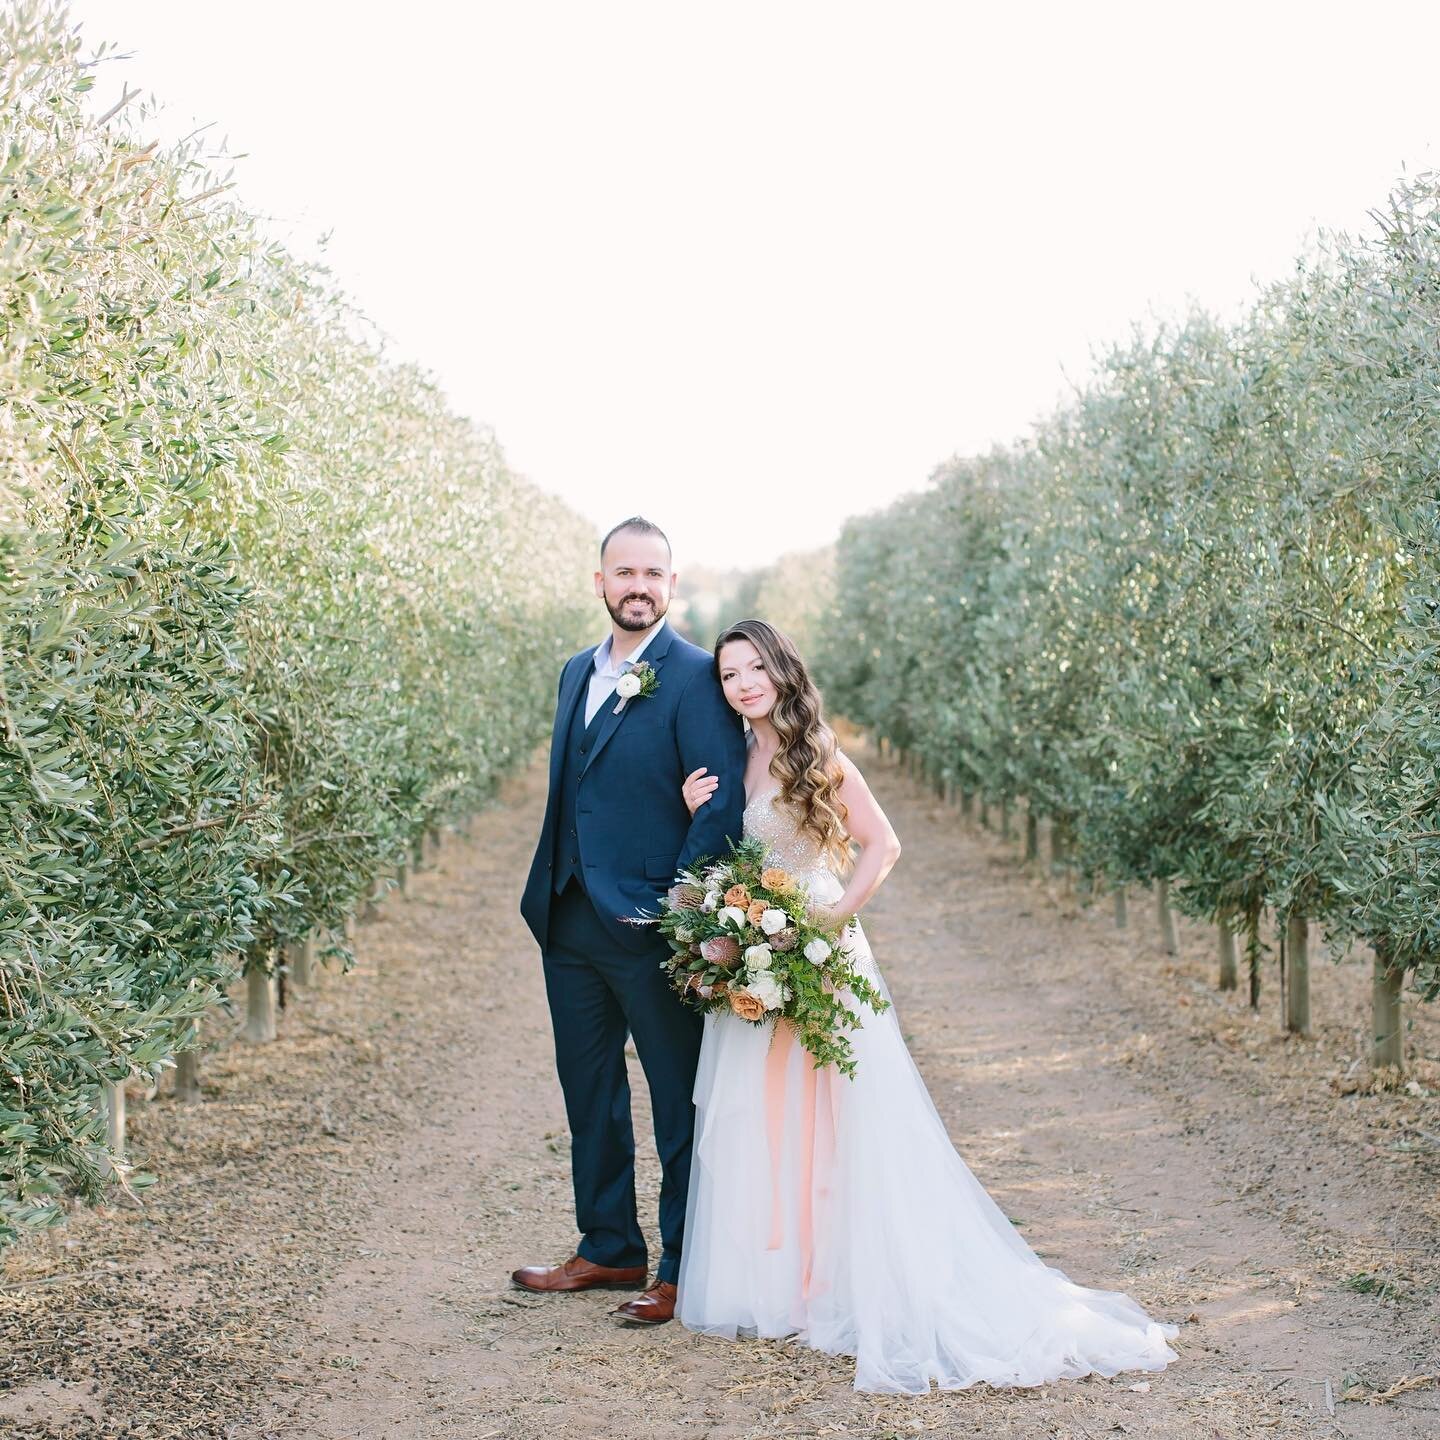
[743,781,841,898]
[740,771,878,986]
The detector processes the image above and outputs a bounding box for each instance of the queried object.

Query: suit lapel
[551,650,595,790]
[581,623,677,778]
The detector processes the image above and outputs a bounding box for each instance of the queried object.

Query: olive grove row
[816,173,1440,1073]
[0,5,593,1249]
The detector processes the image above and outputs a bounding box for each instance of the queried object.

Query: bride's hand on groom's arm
[682,766,720,817]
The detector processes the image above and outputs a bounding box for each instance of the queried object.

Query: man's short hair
[600,516,672,566]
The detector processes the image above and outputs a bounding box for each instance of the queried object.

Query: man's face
[594,530,675,632]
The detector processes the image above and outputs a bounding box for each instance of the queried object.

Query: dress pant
[541,877,703,1285]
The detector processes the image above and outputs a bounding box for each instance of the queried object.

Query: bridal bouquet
[639,837,889,1078]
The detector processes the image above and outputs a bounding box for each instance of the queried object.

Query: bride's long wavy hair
[714,619,851,869]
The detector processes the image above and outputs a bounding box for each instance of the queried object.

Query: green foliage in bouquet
[646,837,889,1079]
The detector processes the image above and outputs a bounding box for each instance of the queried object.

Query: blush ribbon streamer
[764,1015,840,1299]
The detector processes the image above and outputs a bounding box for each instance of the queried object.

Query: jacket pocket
[645,852,679,881]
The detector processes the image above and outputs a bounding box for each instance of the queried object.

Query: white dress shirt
[584,620,667,726]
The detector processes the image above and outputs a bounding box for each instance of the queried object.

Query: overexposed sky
[69,0,1440,568]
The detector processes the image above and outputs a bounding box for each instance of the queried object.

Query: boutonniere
[613,659,660,714]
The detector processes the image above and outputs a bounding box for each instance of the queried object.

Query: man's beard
[605,592,667,632]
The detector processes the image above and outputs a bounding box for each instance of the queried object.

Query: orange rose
[761,867,792,892]
[728,988,767,1022]
[723,884,751,908]
[747,899,768,925]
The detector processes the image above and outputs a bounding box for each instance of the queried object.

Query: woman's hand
[808,902,853,935]
[681,766,720,817]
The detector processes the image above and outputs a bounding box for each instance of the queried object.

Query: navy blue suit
[520,621,746,1283]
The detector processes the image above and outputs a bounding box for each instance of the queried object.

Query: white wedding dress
[677,767,1181,1394]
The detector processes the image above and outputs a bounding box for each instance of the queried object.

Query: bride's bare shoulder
[832,746,869,792]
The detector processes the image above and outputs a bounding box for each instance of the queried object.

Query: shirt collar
[593,618,666,679]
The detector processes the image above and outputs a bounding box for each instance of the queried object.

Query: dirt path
[3,745,1437,1439]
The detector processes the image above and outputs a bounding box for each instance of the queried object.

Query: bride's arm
[815,752,901,930]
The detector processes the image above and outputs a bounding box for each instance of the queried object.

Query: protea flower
[668,882,706,908]
[700,935,741,966]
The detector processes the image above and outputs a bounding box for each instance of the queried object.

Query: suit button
[569,827,577,837]
[579,744,588,755]
[547,861,552,868]
[570,856,579,866]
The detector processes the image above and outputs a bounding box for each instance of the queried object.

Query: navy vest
[552,681,608,894]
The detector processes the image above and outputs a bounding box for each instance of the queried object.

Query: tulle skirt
[676,880,1181,1394]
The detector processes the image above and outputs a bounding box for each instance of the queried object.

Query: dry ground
[1,743,1437,1439]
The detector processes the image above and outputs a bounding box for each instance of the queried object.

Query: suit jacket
[520,622,748,955]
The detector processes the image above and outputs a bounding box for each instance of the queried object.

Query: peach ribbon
[764,1016,840,1299]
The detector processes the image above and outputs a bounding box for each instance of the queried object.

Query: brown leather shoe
[511,1254,647,1293]
[611,1279,677,1325]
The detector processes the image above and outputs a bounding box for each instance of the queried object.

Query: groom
[516,516,747,1324]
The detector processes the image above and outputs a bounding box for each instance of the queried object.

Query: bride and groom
[515,516,1181,1393]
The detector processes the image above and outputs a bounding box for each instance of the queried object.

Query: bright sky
[70,0,1440,569]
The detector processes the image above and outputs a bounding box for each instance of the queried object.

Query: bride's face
[718,638,777,722]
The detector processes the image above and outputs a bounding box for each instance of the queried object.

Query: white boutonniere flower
[612,659,660,714]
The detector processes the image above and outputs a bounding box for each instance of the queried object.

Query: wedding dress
[676,765,1181,1394]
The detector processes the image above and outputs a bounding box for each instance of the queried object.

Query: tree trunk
[397,862,410,897]
[1247,909,1262,1010]
[1284,911,1310,1036]
[245,966,277,1043]
[361,870,386,922]
[1000,797,1012,841]
[960,789,974,819]
[1113,886,1128,929]
[175,1049,202,1105]
[1217,910,1237,991]
[100,1080,125,1176]
[1024,810,1038,862]
[979,798,990,829]
[1371,941,1405,1072]
[1155,878,1177,956]
[286,935,314,988]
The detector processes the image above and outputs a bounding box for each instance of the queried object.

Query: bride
[674,618,1181,1394]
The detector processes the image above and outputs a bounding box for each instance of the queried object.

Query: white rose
[702,891,720,912]
[743,943,773,970]
[759,908,788,936]
[615,672,643,699]
[748,971,788,1011]
[803,938,832,965]
[719,905,747,930]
